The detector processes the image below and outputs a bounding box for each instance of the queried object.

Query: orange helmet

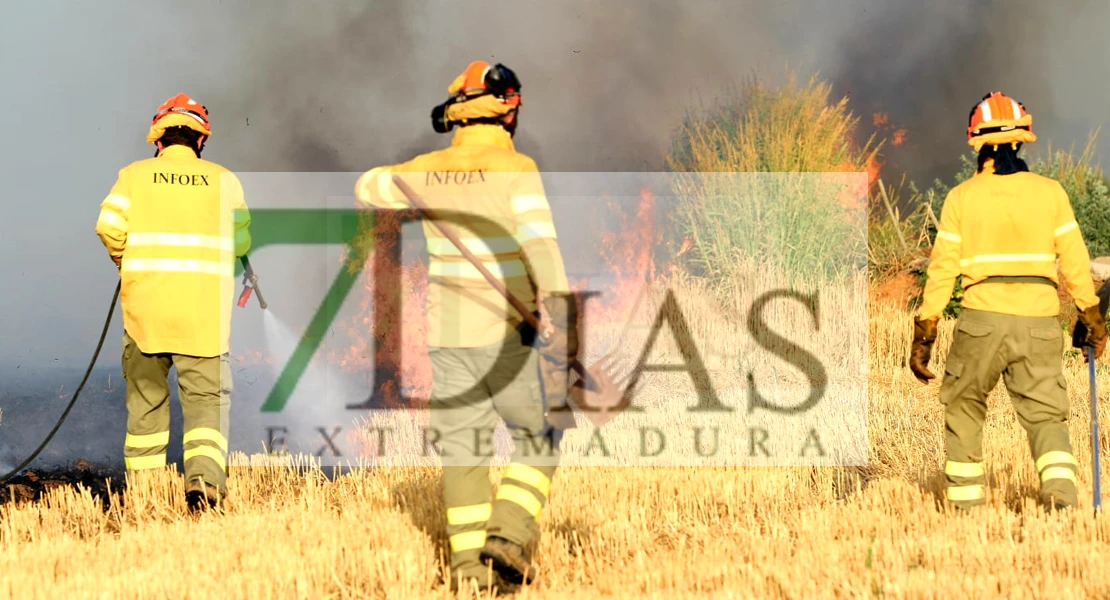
[146,93,212,144]
[447,60,522,106]
[432,61,522,133]
[966,91,1035,151]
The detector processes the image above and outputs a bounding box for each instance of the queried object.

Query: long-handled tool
[389,175,627,426]
[238,256,268,309]
[1088,347,1102,511]
[1072,280,1110,511]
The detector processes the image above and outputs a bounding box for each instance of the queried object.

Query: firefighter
[910,91,1107,511]
[355,60,578,593]
[94,93,252,511]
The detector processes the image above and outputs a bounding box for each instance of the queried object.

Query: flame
[892,128,908,146]
[573,188,660,336]
[872,112,890,127]
[332,189,662,418]
[867,156,883,189]
[231,348,274,367]
[340,209,432,408]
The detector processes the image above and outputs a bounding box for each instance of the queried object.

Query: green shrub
[867,176,934,281]
[663,72,879,294]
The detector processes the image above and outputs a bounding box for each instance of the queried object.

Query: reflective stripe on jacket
[919,163,1097,319]
[95,145,251,356]
[355,124,570,348]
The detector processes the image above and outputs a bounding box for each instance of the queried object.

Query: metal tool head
[569,350,638,428]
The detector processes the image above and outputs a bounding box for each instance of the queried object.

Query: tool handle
[1091,350,1102,510]
[390,174,586,380]
[390,175,538,330]
[252,284,268,309]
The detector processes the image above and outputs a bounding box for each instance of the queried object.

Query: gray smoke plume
[159,0,1109,183]
[828,0,1110,185]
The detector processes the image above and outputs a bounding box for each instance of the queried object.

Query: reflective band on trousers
[128,232,234,251]
[1041,466,1077,484]
[428,259,527,280]
[446,503,492,525]
[125,454,167,471]
[944,460,985,479]
[946,484,985,502]
[503,464,552,497]
[958,254,1056,267]
[125,431,170,449]
[1035,451,1079,472]
[121,258,234,277]
[497,483,543,517]
[448,530,487,554]
[184,445,226,469]
[183,427,229,452]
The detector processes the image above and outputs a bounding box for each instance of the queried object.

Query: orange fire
[231,348,274,367]
[339,209,432,408]
[330,188,661,417]
[892,128,908,146]
[867,157,883,188]
[574,189,660,331]
[872,110,910,153]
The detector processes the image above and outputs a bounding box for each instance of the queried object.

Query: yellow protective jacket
[95,145,251,357]
[355,124,570,348]
[919,161,1098,320]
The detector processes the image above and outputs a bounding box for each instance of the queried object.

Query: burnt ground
[0,460,124,510]
[1,366,140,510]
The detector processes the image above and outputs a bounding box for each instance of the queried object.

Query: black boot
[185,477,222,513]
[448,571,517,596]
[479,536,536,586]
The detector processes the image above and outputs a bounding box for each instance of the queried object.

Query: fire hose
[0,281,120,485]
[0,257,264,485]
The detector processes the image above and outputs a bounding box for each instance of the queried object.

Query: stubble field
[3,273,1110,599]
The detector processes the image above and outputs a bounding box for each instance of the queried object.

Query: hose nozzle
[239,256,268,310]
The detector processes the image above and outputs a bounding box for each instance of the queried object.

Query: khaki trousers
[121,331,231,495]
[939,309,1078,508]
[429,325,561,582]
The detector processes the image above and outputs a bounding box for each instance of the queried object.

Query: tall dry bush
[664,72,880,295]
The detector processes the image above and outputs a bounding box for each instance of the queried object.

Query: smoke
[826,0,1110,185]
[156,0,1107,183]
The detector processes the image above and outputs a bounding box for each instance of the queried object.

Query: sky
[0,0,1107,370]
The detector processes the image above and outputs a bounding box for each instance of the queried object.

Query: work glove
[1072,303,1108,362]
[909,316,939,383]
[537,293,579,430]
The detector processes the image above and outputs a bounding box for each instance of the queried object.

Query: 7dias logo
[240,207,828,427]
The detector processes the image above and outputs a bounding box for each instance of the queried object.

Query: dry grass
[664,72,878,289]
[4,270,1110,599]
